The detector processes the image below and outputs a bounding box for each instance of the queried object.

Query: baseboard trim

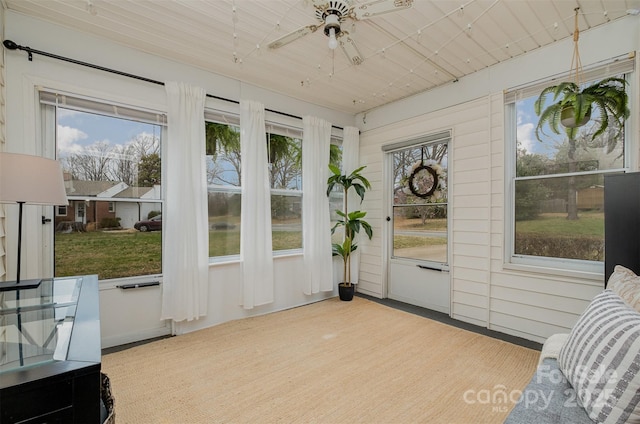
[356,293,543,351]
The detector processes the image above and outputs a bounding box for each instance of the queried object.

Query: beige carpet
[102,297,539,424]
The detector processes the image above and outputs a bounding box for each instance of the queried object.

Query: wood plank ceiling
[4,0,639,114]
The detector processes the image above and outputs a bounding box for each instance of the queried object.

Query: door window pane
[392,142,448,264]
[393,205,447,262]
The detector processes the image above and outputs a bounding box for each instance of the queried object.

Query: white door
[385,133,451,314]
[75,201,86,224]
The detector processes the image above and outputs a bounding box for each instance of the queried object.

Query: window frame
[504,58,635,277]
[384,132,450,269]
[205,113,242,263]
[266,124,303,256]
[205,109,343,263]
[40,89,166,281]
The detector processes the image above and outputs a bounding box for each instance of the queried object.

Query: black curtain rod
[3,39,343,130]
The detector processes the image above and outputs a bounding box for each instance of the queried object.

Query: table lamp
[0,152,68,291]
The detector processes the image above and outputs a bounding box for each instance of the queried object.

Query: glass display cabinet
[0,275,101,423]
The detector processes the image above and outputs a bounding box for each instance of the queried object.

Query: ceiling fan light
[328,28,338,49]
[324,13,341,49]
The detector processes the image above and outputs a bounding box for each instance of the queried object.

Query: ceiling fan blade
[268,24,319,49]
[311,0,331,7]
[352,0,413,20]
[340,33,364,65]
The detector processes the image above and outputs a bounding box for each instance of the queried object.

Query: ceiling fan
[267,0,414,66]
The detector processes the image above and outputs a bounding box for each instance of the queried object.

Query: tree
[64,140,112,181]
[110,144,138,185]
[206,122,241,186]
[535,78,627,221]
[62,133,160,187]
[543,115,623,220]
[268,134,301,189]
[392,144,448,222]
[113,133,160,184]
[515,143,552,220]
[329,144,342,169]
[138,153,161,186]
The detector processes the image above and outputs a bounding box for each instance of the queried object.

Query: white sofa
[505,266,640,424]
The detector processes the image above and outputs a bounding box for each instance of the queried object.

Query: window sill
[209,256,241,267]
[208,250,303,267]
[502,262,604,285]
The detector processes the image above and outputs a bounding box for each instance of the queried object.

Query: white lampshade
[0,152,68,205]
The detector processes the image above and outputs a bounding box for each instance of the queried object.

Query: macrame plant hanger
[569,7,583,86]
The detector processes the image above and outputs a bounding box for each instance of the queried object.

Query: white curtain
[302,116,333,294]
[342,126,361,284]
[161,81,209,322]
[240,100,274,309]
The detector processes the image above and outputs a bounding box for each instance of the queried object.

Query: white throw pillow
[608,265,640,311]
[558,290,640,424]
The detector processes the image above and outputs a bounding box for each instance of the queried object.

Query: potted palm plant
[534,76,629,141]
[327,164,373,301]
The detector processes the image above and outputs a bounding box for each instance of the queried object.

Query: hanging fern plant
[534,77,629,142]
[533,7,629,143]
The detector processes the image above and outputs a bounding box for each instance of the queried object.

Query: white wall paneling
[4,11,349,344]
[359,17,639,344]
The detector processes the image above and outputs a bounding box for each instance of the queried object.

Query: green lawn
[515,212,604,237]
[208,231,302,257]
[394,235,446,249]
[56,229,303,280]
[55,230,162,280]
[395,217,446,231]
[55,212,605,279]
[514,211,604,261]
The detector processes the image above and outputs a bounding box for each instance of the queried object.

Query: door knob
[386,216,391,222]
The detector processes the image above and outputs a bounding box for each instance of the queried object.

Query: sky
[516,96,559,158]
[57,99,556,170]
[57,108,161,158]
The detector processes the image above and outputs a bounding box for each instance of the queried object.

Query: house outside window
[505,60,633,273]
[56,205,67,216]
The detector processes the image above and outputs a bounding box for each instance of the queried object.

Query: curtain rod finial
[3,40,19,50]
[3,40,31,60]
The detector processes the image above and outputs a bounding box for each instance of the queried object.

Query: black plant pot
[338,283,355,301]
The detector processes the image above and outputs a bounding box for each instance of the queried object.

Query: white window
[205,110,342,259]
[266,125,303,253]
[205,112,242,259]
[505,59,634,273]
[40,90,165,280]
